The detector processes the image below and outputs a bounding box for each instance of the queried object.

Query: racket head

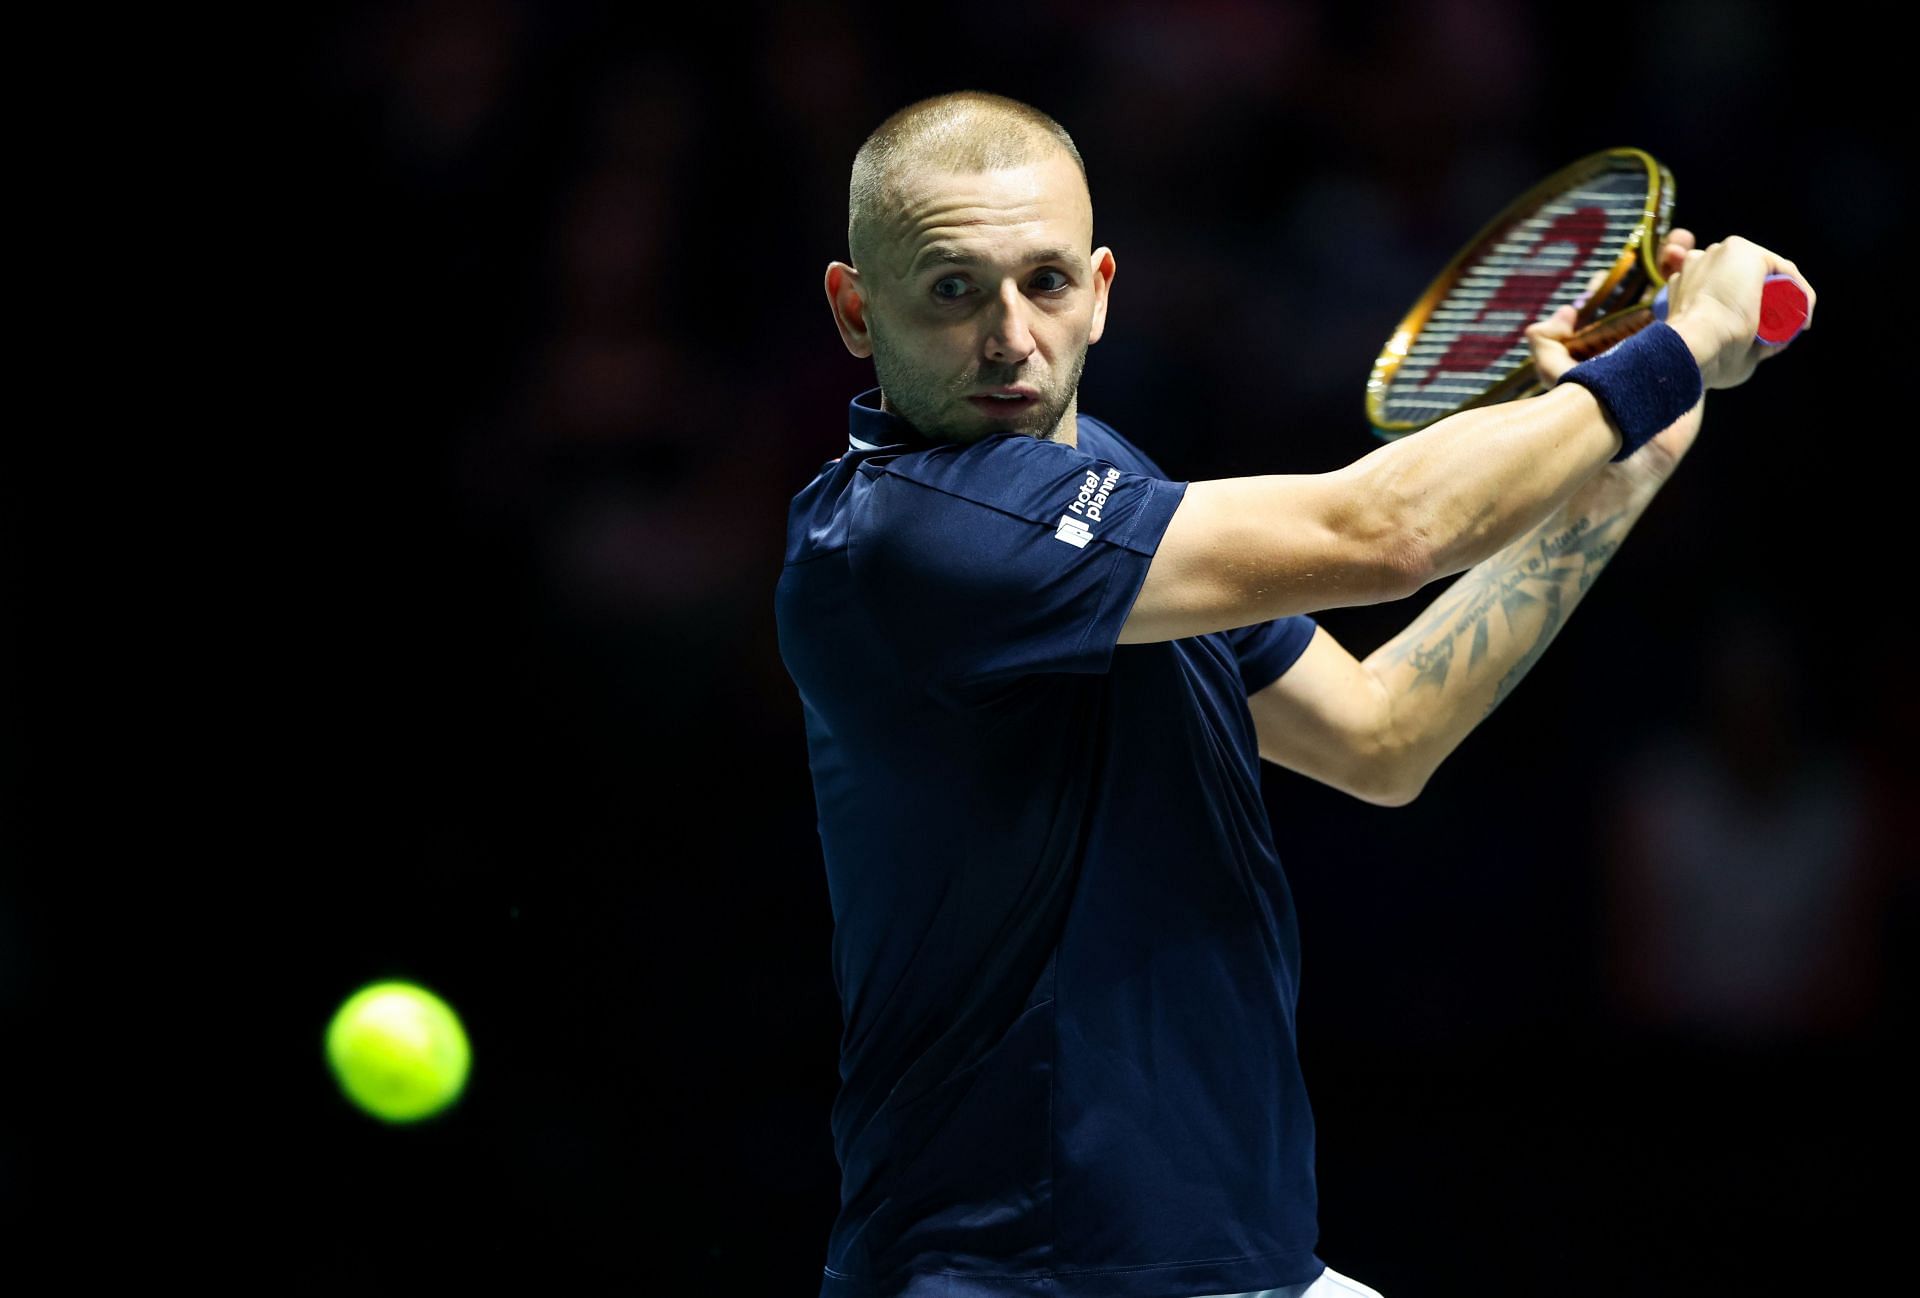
[1366,147,1675,441]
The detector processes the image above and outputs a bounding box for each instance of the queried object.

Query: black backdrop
[226,2,1916,1292]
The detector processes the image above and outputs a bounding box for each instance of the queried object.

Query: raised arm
[1249,435,1686,804]
[1117,380,1627,643]
[1118,234,1810,646]
[1245,232,1813,804]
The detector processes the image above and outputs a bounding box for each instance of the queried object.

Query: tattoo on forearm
[1382,507,1632,714]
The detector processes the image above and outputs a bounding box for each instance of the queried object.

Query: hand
[1662,234,1815,390]
[1525,228,1700,387]
[1526,229,1705,484]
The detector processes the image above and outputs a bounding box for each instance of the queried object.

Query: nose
[982,280,1037,365]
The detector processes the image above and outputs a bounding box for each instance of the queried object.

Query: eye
[930,271,1072,302]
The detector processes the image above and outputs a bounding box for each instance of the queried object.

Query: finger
[1569,270,1607,313]
[1672,247,1706,285]
[1667,247,1706,289]
[1660,228,1696,278]
[1525,302,1583,385]
[1525,302,1579,341]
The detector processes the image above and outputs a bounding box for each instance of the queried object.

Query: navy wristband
[1557,321,1704,462]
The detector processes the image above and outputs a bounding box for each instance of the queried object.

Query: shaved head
[825,91,1113,447]
[848,91,1090,278]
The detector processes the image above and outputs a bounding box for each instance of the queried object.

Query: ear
[825,261,874,358]
[1087,247,1115,345]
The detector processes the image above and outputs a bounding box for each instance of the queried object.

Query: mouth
[968,390,1039,416]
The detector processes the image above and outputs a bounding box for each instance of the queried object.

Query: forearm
[1362,458,1665,795]
[1356,381,1625,581]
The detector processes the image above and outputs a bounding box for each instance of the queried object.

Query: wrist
[1665,313,1718,369]
[1610,393,1704,493]
[1557,322,1703,463]
[1598,446,1678,499]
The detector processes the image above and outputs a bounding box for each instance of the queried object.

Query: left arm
[1250,446,1674,804]
[1371,448,1671,798]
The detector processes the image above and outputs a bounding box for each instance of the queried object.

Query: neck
[1051,396,1079,447]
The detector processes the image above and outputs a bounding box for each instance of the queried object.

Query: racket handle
[1652,273,1809,345]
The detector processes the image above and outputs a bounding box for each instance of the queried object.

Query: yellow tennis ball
[325,980,471,1123]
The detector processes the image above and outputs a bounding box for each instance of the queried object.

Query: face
[826,151,1115,445]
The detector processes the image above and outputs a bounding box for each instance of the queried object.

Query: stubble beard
[870,320,1087,445]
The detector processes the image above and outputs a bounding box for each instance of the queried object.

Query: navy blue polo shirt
[775,387,1323,1298]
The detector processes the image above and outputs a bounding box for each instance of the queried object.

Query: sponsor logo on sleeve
[1054,466,1121,548]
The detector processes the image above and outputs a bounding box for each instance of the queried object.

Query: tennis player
[775,90,1809,1298]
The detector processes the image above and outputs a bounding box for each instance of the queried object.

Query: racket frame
[1366,147,1674,441]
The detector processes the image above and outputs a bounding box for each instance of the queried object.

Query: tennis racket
[1364,146,1809,441]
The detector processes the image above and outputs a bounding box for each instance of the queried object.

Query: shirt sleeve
[1224,615,1319,696]
[847,433,1188,693]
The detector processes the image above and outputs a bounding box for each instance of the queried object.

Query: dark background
[200,1,1914,1292]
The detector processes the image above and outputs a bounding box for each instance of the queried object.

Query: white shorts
[1191,1264,1386,1298]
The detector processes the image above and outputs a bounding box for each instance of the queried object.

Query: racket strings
[1379,163,1658,421]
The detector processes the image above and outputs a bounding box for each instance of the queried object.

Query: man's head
[825,91,1114,446]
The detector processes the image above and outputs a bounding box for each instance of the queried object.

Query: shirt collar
[847,386,938,452]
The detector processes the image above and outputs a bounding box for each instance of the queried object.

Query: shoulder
[1076,413,1172,479]
[861,431,1153,527]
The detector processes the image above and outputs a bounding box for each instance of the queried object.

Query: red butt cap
[1756,274,1809,345]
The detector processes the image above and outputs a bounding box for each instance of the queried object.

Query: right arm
[1117,234,1811,645]
[1116,377,1630,642]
